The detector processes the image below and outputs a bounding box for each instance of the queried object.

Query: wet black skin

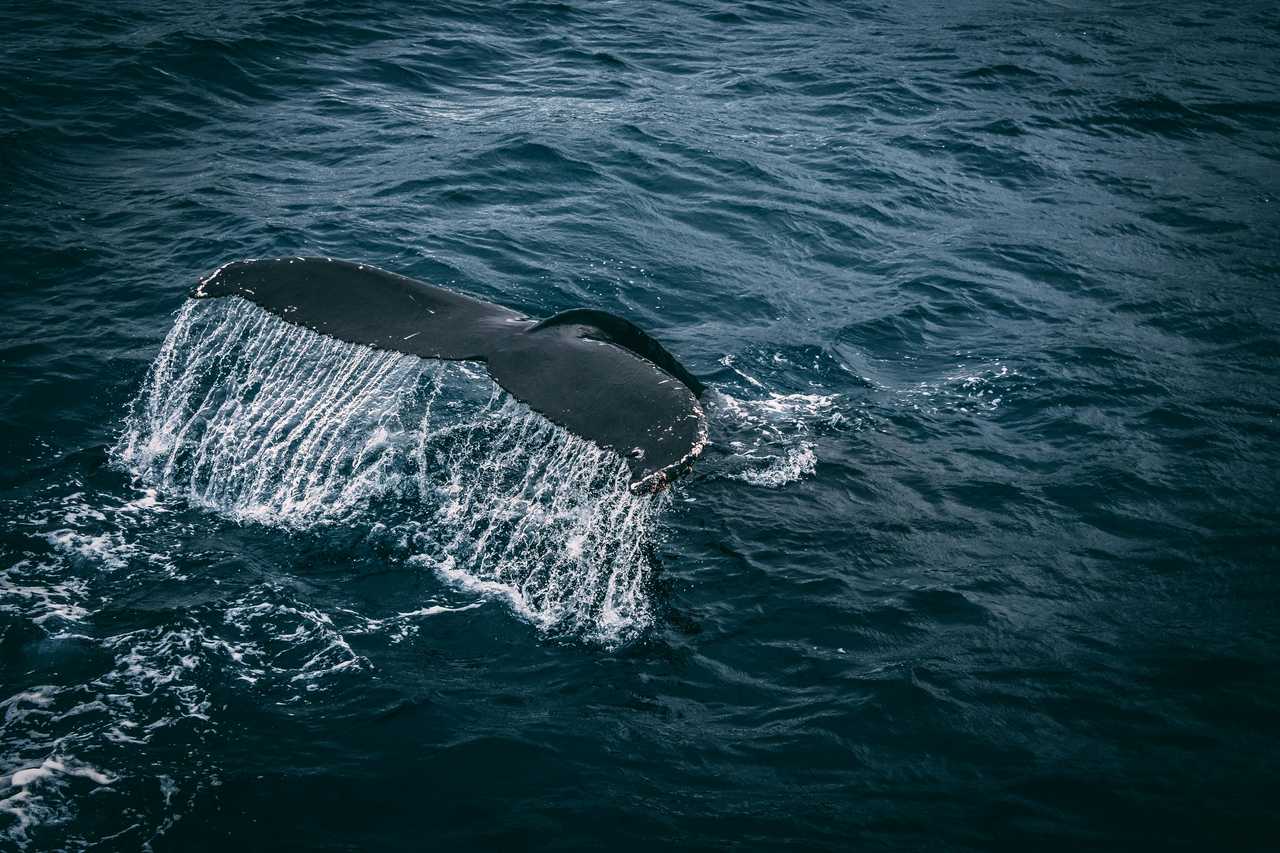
[192,257,707,492]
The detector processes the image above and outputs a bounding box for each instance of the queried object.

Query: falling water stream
[115,298,666,644]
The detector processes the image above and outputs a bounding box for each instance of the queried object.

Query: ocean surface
[2,1,1279,849]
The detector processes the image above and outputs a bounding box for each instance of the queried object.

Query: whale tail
[193,257,707,492]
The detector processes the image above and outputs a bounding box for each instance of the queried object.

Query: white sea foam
[731,442,818,488]
[0,754,115,841]
[0,563,89,626]
[341,600,486,644]
[219,587,370,688]
[897,362,1017,415]
[43,529,136,571]
[0,620,225,846]
[702,389,842,487]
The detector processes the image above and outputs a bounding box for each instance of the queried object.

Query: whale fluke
[192,257,707,492]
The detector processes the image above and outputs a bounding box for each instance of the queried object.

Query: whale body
[193,257,707,493]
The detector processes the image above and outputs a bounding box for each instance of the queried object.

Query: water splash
[703,390,846,488]
[113,298,663,644]
[409,395,665,641]
[731,442,818,488]
[116,300,426,527]
[895,362,1019,416]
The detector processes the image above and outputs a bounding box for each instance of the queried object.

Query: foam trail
[115,298,663,643]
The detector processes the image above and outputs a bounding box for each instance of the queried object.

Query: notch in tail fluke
[192,257,707,493]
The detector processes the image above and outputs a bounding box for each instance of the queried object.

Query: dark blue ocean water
[3,1,1279,849]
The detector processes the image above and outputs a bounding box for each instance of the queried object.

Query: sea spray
[115,298,664,644]
[412,394,665,641]
[117,300,425,525]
